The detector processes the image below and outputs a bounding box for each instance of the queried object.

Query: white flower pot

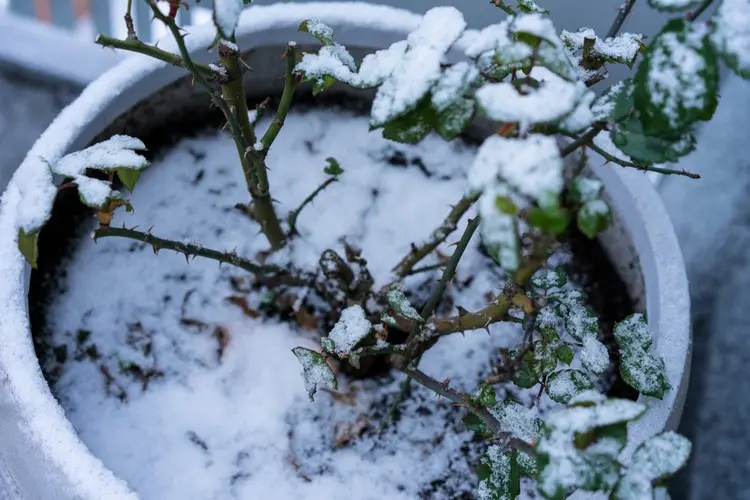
[0,4,691,499]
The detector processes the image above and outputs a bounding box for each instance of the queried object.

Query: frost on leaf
[291,347,337,402]
[580,336,610,375]
[464,19,534,80]
[516,0,549,14]
[614,313,671,399]
[633,19,719,139]
[710,0,750,79]
[536,396,647,499]
[561,28,645,67]
[545,369,594,403]
[489,399,542,474]
[548,290,598,342]
[477,446,521,500]
[321,305,372,356]
[591,80,627,122]
[469,135,563,201]
[431,62,479,112]
[612,431,691,500]
[212,0,244,39]
[387,287,423,322]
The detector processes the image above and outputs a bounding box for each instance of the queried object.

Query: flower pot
[0,3,691,499]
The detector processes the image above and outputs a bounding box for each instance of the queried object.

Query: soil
[27,95,637,500]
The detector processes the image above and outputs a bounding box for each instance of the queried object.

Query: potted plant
[2,0,744,498]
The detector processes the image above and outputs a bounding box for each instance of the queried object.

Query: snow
[324,305,372,355]
[463,19,533,72]
[469,135,563,201]
[649,0,695,8]
[212,0,244,37]
[560,28,644,64]
[292,346,338,401]
[711,0,750,77]
[386,287,423,321]
[580,336,610,375]
[477,183,519,271]
[430,62,479,111]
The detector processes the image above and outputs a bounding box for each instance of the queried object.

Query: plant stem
[560,124,606,157]
[288,176,338,235]
[95,35,215,79]
[393,193,480,277]
[94,226,278,275]
[260,44,299,152]
[605,0,638,39]
[125,0,136,40]
[402,368,534,454]
[583,139,701,179]
[686,0,715,21]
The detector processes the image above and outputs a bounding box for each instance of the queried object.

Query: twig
[259,43,300,152]
[686,0,715,21]
[393,193,480,277]
[605,0,638,39]
[288,176,338,235]
[402,368,535,455]
[94,225,277,276]
[583,138,701,179]
[405,262,446,276]
[125,0,136,40]
[560,124,606,158]
[95,35,214,79]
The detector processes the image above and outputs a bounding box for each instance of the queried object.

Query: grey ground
[1,1,749,498]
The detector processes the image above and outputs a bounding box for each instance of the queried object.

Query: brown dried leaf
[333,414,369,447]
[213,325,230,360]
[225,295,260,318]
[294,308,318,330]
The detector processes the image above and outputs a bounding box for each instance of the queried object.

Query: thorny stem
[125,0,136,40]
[582,138,701,179]
[95,35,215,80]
[288,176,339,235]
[605,0,638,39]
[94,225,278,276]
[686,0,715,21]
[144,0,286,250]
[402,368,534,455]
[260,44,300,152]
[560,123,606,158]
[393,193,480,277]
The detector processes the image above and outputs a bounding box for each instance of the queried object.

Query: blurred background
[1,1,749,499]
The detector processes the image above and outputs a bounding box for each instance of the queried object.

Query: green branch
[259,43,300,153]
[95,35,215,80]
[288,176,338,235]
[584,138,701,179]
[94,225,276,275]
[392,193,480,277]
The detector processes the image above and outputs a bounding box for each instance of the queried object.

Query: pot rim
[0,3,690,499]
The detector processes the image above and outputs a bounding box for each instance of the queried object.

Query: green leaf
[476,383,498,407]
[711,2,750,79]
[531,269,567,290]
[463,412,492,438]
[18,228,39,268]
[577,199,612,238]
[545,369,594,404]
[291,347,337,401]
[386,287,423,322]
[381,99,436,144]
[516,0,549,14]
[591,80,631,123]
[611,114,697,164]
[577,453,621,492]
[633,19,719,140]
[312,75,337,95]
[556,344,575,365]
[511,350,539,389]
[298,19,336,45]
[495,195,518,215]
[323,157,344,176]
[567,177,603,205]
[527,199,570,235]
[549,290,599,342]
[116,167,141,192]
[533,341,558,378]
[614,313,672,399]
[435,98,475,141]
[477,446,521,500]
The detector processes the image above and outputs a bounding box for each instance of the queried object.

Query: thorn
[457,306,469,317]
[152,245,159,255]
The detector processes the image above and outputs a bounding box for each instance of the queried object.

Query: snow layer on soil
[44,108,558,500]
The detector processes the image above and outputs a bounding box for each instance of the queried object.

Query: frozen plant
[13,0,749,498]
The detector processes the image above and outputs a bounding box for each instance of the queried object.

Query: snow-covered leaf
[370,7,466,127]
[516,0,549,14]
[633,19,719,139]
[463,412,492,437]
[17,228,39,269]
[647,0,696,12]
[591,80,628,122]
[548,290,599,342]
[291,347,337,401]
[614,313,671,399]
[710,0,750,79]
[469,135,564,201]
[533,340,559,377]
[527,194,570,236]
[478,184,520,272]
[477,446,521,500]
[474,383,498,407]
[612,431,692,500]
[532,269,567,290]
[568,177,604,205]
[212,0,244,39]
[431,62,479,112]
[577,199,612,238]
[386,287,424,322]
[489,399,542,474]
[322,305,372,356]
[381,98,436,144]
[298,19,336,46]
[435,98,475,140]
[545,369,594,403]
[580,337,610,375]
[612,114,697,164]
